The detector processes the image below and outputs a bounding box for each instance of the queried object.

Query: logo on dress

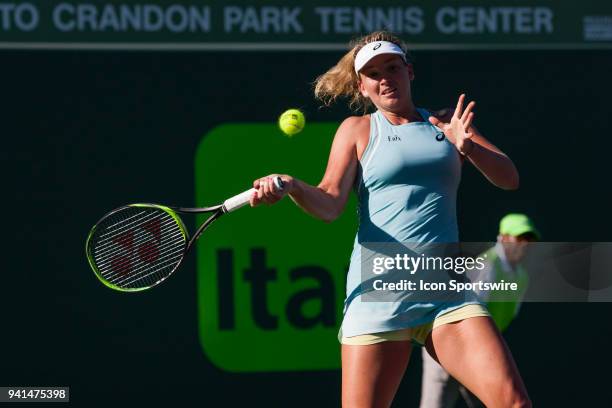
[435,132,445,141]
[387,135,401,142]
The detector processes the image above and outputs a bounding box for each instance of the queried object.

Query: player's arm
[251,116,364,222]
[464,126,519,190]
[431,97,519,190]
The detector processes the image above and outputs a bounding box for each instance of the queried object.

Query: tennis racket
[86,177,284,292]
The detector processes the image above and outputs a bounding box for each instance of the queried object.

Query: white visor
[354,41,407,74]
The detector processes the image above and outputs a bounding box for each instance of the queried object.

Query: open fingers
[463,111,475,130]
[461,101,475,123]
[454,94,465,118]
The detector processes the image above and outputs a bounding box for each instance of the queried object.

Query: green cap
[499,213,540,240]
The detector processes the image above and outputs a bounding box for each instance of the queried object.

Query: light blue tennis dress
[340,108,478,339]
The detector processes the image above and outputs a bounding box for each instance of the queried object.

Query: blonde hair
[313,31,410,113]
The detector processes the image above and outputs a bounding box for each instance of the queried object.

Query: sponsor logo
[195,123,356,372]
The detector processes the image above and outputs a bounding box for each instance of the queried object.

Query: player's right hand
[250,175,294,207]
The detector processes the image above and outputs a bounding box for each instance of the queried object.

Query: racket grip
[223,189,255,213]
[222,177,285,213]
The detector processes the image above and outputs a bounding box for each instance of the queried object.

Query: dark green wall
[2,49,611,406]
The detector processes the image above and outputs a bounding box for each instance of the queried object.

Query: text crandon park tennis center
[1,4,553,35]
[4,2,610,49]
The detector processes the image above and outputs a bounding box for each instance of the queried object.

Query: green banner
[0,0,611,49]
[195,123,357,372]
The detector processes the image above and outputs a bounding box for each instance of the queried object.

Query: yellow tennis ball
[278,109,305,136]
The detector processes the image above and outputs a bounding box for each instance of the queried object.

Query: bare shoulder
[337,115,370,136]
[336,115,370,159]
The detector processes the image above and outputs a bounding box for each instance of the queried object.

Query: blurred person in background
[420,213,540,408]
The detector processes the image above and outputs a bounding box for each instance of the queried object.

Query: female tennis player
[251,31,530,408]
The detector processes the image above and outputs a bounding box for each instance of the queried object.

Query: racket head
[85,204,189,292]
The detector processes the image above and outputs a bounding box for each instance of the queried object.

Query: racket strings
[105,241,184,284]
[94,217,179,260]
[96,230,184,269]
[97,210,148,238]
[96,210,164,246]
[90,206,186,289]
[113,252,185,288]
[93,209,169,258]
[99,229,184,287]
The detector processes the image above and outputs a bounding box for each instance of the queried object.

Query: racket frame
[86,203,222,292]
[86,176,284,292]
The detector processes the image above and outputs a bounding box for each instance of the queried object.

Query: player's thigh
[420,347,461,408]
[342,341,412,408]
[426,317,530,408]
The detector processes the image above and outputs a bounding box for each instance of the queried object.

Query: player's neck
[379,104,420,125]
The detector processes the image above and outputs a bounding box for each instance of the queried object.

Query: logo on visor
[373,43,382,50]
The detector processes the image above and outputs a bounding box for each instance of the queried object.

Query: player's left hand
[429,94,476,156]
